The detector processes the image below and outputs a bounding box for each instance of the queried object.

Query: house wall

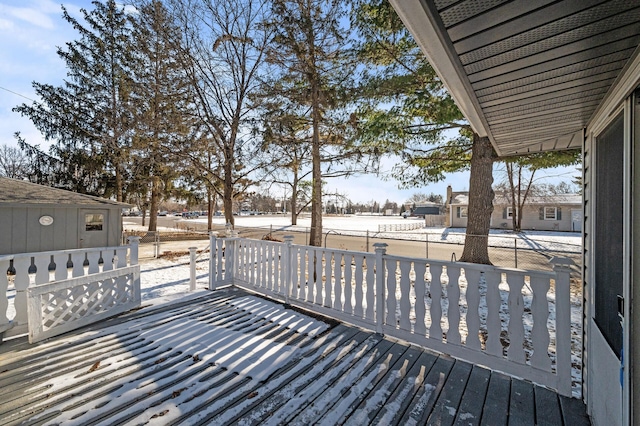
[449,204,579,231]
[450,206,468,228]
[491,205,578,232]
[0,205,123,255]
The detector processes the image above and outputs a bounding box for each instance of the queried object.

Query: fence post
[284,235,294,305]
[209,232,218,290]
[425,233,429,259]
[127,236,140,266]
[374,242,388,334]
[514,238,518,268]
[189,247,197,291]
[156,232,161,259]
[366,230,370,252]
[550,256,574,396]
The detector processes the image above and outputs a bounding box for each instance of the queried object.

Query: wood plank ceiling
[391,0,640,156]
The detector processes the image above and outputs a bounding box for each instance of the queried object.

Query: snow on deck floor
[0,288,590,426]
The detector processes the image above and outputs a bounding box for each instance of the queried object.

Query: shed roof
[0,177,130,208]
[389,0,640,156]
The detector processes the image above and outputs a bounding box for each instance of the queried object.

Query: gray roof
[390,0,640,156]
[0,177,130,207]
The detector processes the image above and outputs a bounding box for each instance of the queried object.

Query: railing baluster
[307,248,315,303]
[344,253,353,314]
[485,270,503,356]
[447,265,461,345]
[464,268,482,350]
[333,253,342,311]
[86,251,101,275]
[507,271,526,364]
[552,258,574,395]
[324,251,332,307]
[399,260,411,331]
[386,259,397,326]
[32,254,50,284]
[413,261,427,336]
[13,257,31,326]
[292,246,300,299]
[354,254,364,318]
[267,244,274,291]
[315,250,323,305]
[530,274,552,371]
[429,264,443,340]
[365,256,375,321]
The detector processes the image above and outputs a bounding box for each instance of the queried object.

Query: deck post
[374,243,388,334]
[551,256,575,396]
[284,236,294,304]
[209,232,218,290]
[189,247,197,291]
[0,256,11,342]
[127,236,140,266]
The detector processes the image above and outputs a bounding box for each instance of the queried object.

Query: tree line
[6,0,579,263]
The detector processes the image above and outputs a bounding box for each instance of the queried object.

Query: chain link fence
[125,223,580,275]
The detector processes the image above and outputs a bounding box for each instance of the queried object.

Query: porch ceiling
[389,0,640,156]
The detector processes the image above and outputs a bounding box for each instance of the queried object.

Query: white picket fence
[209,234,574,396]
[0,237,141,343]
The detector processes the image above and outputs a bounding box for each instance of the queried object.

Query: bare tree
[0,144,28,179]
[169,0,272,226]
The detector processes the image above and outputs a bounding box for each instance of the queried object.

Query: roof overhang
[389,0,640,156]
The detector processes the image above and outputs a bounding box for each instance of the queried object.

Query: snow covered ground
[142,214,582,252]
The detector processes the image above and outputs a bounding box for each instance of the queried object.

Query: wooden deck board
[508,378,535,426]
[0,288,591,426]
[453,364,491,425]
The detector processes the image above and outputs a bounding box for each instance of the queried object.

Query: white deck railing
[0,237,141,342]
[209,234,574,396]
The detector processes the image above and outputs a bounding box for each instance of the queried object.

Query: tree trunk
[148,176,160,232]
[460,134,495,264]
[223,145,234,227]
[207,189,213,231]
[291,186,298,226]
[309,83,322,247]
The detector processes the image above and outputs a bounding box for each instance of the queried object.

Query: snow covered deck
[0,288,589,425]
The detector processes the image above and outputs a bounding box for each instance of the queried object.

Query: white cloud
[3,6,55,29]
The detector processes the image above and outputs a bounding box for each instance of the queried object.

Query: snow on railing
[0,237,140,342]
[209,235,574,396]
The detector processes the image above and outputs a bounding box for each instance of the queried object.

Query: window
[544,206,557,220]
[506,207,514,218]
[457,207,468,218]
[85,214,104,231]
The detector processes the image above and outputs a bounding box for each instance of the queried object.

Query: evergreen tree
[129,0,193,231]
[265,0,357,246]
[13,0,135,201]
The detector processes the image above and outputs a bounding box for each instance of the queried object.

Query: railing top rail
[0,244,131,263]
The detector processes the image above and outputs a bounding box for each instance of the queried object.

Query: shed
[0,178,129,255]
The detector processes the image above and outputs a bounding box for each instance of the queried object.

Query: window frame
[506,206,514,218]
[85,213,104,231]
[543,206,557,220]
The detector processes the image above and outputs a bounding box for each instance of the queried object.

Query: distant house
[0,178,130,255]
[402,201,442,218]
[447,187,582,232]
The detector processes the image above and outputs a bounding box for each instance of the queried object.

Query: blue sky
[0,0,578,205]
